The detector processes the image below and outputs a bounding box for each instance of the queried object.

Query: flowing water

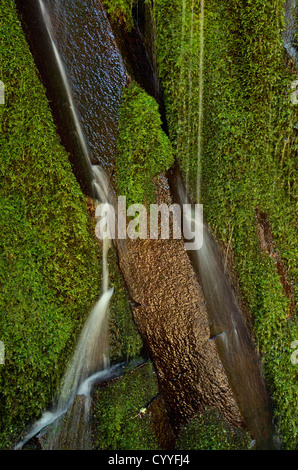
[13,0,293,451]
[15,0,128,190]
[165,0,276,450]
[14,0,128,450]
[196,0,204,202]
[168,165,277,449]
[166,0,297,448]
[15,165,117,449]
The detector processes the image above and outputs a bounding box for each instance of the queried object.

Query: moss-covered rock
[92,362,160,449]
[115,81,174,207]
[176,408,252,450]
[103,0,136,30]
[148,0,203,196]
[107,246,144,362]
[152,0,298,449]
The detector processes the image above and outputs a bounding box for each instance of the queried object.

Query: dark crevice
[103,2,169,135]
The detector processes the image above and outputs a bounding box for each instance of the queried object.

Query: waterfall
[14,158,115,450]
[43,283,114,450]
[169,166,277,449]
[15,165,115,450]
[14,0,121,450]
[167,2,277,445]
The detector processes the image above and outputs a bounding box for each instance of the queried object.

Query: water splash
[15,276,114,449]
[14,5,115,448]
[14,364,121,450]
[38,166,114,449]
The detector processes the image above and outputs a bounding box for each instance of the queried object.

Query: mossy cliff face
[102,0,297,449]
[103,0,137,30]
[0,0,101,448]
[150,0,298,449]
[2,0,296,451]
[101,0,250,448]
[108,50,245,437]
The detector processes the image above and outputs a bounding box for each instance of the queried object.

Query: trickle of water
[38,0,93,178]
[14,2,116,444]
[55,289,113,411]
[168,166,277,449]
[15,276,114,450]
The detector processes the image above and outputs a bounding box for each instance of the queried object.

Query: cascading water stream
[38,0,92,177]
[13,0,294,451]
[15,167,117,449]
[14,0,127,450]
[15,161,124,450]
[168,165,277,450]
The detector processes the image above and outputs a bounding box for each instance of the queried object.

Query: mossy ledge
[92,362,160,450]
[175,408,252,451]
[115,81,174,207]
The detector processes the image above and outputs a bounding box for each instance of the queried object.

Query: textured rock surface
[114,176,243,432]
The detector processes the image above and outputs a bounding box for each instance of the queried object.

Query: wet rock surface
[114,177,243,433]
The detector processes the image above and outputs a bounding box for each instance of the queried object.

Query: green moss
[153,0,298,449]
[149,0,203,196]
[0,0,101,448]
[115,82,174,206]
[176,409,252,450]
[103,0,136,30]
[92,362,160,450]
